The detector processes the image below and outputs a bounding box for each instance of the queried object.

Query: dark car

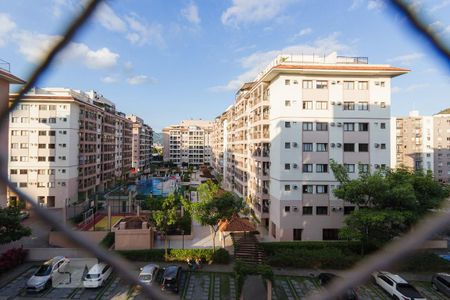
[432,273,450,297]
[318,273,358,300]
[161,265,181,293]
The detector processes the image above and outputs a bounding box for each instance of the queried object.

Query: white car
[139,264,160,285]
[372,271,426,300]
[83,263,112,288]
[26,256,70,292]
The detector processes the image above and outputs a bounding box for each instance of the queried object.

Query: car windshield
[85,274,100,279]
[35,264,52,276]
[139,275,152,281]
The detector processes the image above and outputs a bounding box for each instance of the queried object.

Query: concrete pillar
[108,205,111,231]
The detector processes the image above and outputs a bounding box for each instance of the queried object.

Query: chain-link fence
[1,0,450,299]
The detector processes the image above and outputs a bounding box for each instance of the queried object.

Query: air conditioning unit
[337,102,342,106]
[337,143,342,148]
[375,164,380,169]
[293,206,299,212]
[293,185,298,190]
[293,142,298,148]
[293,80,298,84]
[331,101,336,105]
[332,207,337,211]
[293,164,298,169]
[331,143,336,148]
[330,122,336,127]
[337,122,342,127]
[375,143,380,148]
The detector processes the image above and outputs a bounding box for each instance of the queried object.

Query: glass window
[316,122,328,131]
[344,206,356,215]
[381,143,386,149]
[285,122,291,128]
[343,81,354,90]
[358,102,369,110]
[285,142,291,149]
[302,80,313,89]
[303,143,313,152]
[316,80,328,89]
[285,100,291,107]
[302,185,313,194]
[323,229,339,240]
[302,206,313,215]
[316,164,328,173]
[316,206,328,215]
[316,101,328,110]
[345,164,355,173]
[380,122,386,129]
[343,123,355,131]
[380,102,386,108]
[316,185,328,194]
[285,79,290,85]
[358,81,368,90]
[302,164,313,173]
[344,143,355,152]
[316,143,328,152]
[284,163,291,170]
[302,122,313,131]
[358,123,369,131]
[303,101,313,110]
[284,206,290,212]
[359,164,369,173]
[358,143,369,152]
[343,102,355,110]
[284,185,291,191]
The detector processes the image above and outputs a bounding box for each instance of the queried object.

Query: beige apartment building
[393,109,450,183]
[126,115,153,174]
[163,120,213,167]
[212,52,408,241]
[7,88,144,210]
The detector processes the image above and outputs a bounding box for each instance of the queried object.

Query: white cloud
[429,21,450,35]
[101,75,120,84]
[429,0,450,12]
[52,0,79,18]
[181,2,201,25]
[94,2,127,33]
[367,0,384,10]
[387,53,424,66]
[212,32,350,92]
[290,27,312,41]
[221,0,296,26]
[127,75,155,85]
[123,61,134,72]
[125,14,165,47]
[0,13,17,47]
[348,0,364,11]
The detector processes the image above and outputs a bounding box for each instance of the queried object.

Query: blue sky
[1,0,450,131]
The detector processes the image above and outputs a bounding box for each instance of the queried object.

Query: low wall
[49,231,107,248]
[421,239,448,249]
[114,229,154,250]
[26,248,93,261]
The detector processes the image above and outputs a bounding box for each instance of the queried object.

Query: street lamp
[181,229,185,249]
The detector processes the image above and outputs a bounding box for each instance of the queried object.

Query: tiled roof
[437,108,450,115]
[0,69,25,84]
[219,214,256,232]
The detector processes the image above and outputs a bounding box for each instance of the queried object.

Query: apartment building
[211,52,408,241]
[126,115,153,174]
[393,109,450,183]
[163,120,213,167]
[0,63,25,207]
[7,88,137,209]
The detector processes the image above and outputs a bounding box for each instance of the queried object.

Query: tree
[0,207,31,244]
[183,180,244,252]
[330,161,449,253]
[152,194,178,259]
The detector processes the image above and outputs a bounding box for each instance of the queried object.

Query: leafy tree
[183,180,244,252]
[330,160,449,253]
[0,207,31,244]
[152,194,178,259]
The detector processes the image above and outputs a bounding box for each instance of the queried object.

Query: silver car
[138,264,160,285]
[432,273,450,297]
[26,256,69,292]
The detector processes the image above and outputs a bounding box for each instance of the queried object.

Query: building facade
[211,53,408,241]
[393,109,450,183]
[126,115,153,174]
[163,120,213,167]
[8,88,139,209]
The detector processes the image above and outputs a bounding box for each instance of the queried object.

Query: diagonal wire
[0,0,104,122]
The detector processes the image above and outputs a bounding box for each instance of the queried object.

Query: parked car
[161,265,182,293]
[19,210,30,221]
[139,264,160,285]
[83,263,112,288]
[26,256,70,292]
[431,273,450,297]
[318,273,358,300]
[372,271,426,300]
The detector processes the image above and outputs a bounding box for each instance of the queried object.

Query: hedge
[396,251,450,272]
[117,248,230,264]
[260,241,363,255]
[100,232,115,249]
[234,261,273,296]
[0,247,28,274]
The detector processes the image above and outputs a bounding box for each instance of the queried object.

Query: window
[11,130,20,136]
[358,123,369,131]
[344,206,355,215]
[380,81,385,87]
[39,105,47,110]
[10,156,18,162]
[316,80,328,89]
[284,163,291,170]
[10,169,17,175]
[20,156,28,162]
[343,102,355,110]
[285,142,291,149]
[303,143,313,152]
[285,100,291,107]
[302,164,313,173]
[20,143,28,149]
[358,81,368,90]
[316,122,328,131]
[316,101,328,110]
[358,143,369,152]
[380,143,386,149]
[316,164,328,173]
[302,122,313,131]
[343,81,354,90]
[21,130,28,136]
[20,104,29,110]
[285,79,290,85]
[323,229,339,240]
[37,182,45,188]
[284,206,291,213]
[21,117,28,123]
[48,156,55,162]
[284,185,291,191]
[293,229,303,240]
[359,164,369,173]
[380,102,386,108]
[38,169,46,175]
[358,102,369,110]
[285,122,291,128]
[316,206,328,215]
[316,185,328,194]
[48,144,55,149]
[48,105,56,110]
[344,143,355,152]
[11,117,20,123]
[316,143,328,152]
[48,118,56,123]
[380,122,386,129]
[48,169,55,175]
[302,185,313,194]
[303,101,313,110]
[38,144,46,149]
[19,182,27,188]
[38,131,46,136]
[19,169,27,175]
[343,123,355,131]
[302,206,313,215]
[379,276,393,286]
[11,143,18,149]
[49,130,56,136]
[38,157,46,162]
[345,164,355,173]
[48,182,55,188]
[302,80,313,89]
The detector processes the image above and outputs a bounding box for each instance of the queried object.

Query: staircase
[231,233,266,264]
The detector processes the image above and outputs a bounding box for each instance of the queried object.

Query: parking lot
[1,266,448,300]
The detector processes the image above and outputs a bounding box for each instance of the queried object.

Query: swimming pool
[136,178,176,196]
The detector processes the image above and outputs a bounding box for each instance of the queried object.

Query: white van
[139,264,160,285]
[83,263,112,288]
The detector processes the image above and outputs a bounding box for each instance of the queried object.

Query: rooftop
[437,108,450,115]
[219,214,256,232]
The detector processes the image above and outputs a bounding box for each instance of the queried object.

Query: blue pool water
[136,178,169,196]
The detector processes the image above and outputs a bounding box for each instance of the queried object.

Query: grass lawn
[89,216,123,231]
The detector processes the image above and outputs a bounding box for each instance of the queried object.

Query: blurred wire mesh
[1,0,450,300]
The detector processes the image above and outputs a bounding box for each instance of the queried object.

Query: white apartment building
[8,88,136,210]
[212,52,408,241]
[126,115,153,174]
[392,109,450,183]
[163,120,213,167]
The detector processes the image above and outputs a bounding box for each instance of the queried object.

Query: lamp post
[181,229,185,249]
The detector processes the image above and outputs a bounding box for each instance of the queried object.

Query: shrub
[260,241,363,255]
[0,247,28,274]
[117,248,230,264]
[212,248,231,264]
[396,251,450,272]
[118,249,166,262]
[100,232,115,249]
[234,261,273,296]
